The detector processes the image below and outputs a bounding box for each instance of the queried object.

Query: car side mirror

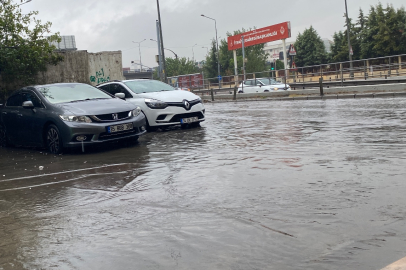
[22,101,34,109]
[115,93,125,99]
[257,83,262,87]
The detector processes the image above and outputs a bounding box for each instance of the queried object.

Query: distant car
[237,78,290,93]
[0,83,147,154]
[97,79,205,131]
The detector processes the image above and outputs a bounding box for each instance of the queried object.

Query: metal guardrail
[170,54,406,94]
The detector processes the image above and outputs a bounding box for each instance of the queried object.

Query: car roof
[97,79,156,87]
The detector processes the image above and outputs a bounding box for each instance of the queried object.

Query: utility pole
[345,0,354,78]
[156,0,166,82]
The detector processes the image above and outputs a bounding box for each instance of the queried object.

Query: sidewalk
[382,257,406,270]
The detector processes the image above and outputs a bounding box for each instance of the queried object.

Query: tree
[203,28,268,80]
[165,57,199,77]
[0,0,62,101]
[294,26,328,69]
[203,40,218,80]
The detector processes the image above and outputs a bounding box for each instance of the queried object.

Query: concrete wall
[36,50,124,86]
[88,51,124,86]
[37,50,89,84]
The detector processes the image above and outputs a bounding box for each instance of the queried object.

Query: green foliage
[294,26,328,68]
[165,57,199,77]
[330,4,406,61]
[203,40,219,80]
[0,0,62,99]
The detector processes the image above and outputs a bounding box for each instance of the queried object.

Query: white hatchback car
[238,78,290,93]
[97,79,205,131]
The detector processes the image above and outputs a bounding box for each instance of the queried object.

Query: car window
[6,94,22,107]
[38,83,113,104]
[98,84,110,93]
[259,78,277,85]
[22,91,42,107]
[124,80,175,94]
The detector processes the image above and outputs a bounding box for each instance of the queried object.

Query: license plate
[107,123,133,133]
[181,117,199,124]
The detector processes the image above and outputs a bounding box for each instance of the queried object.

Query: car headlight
[131,106,142,117]
[145,98,167,109]
[60,115,92,123]
[273,87,279,91]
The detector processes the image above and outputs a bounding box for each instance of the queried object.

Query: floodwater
[1,97,406,270]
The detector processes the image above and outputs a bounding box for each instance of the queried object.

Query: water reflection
[1,98,406,269]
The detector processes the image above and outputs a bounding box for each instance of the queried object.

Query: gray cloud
[20,0,405,68]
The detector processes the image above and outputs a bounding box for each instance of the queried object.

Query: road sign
[218,75,222,81]
[289,44,296,56]
[350,46,353,55]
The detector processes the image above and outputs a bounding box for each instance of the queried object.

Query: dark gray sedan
[0,83,147,154]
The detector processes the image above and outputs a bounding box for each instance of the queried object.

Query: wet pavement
[1,97,406,270]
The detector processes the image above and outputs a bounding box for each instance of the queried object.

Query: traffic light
[270,62,275,70]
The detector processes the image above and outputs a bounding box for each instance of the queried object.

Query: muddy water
[1,98,406,270]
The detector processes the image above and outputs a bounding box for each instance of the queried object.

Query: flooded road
[1,97,406,270]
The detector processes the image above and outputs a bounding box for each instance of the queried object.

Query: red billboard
[228,22,291,51]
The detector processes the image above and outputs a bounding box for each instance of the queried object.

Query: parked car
[0,83,147,154]
[237,78,290,93]
[97,79,205,131]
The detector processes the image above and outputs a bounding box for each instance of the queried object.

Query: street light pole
[201,14,221,88]
[132,39,146,72]
[150,39,178,59]
[156,0,166,82]
[345,0,354,78]
[192,43,198,62]
[202,46,208,54]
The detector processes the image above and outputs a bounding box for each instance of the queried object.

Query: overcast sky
[20,0,405,69]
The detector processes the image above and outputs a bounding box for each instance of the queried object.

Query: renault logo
[183,100,191,110]
[112,113,118,120]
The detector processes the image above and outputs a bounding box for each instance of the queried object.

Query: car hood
[133,90,200,102]
[58,98,136,115]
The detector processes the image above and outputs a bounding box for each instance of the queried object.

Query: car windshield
[124,80,176,94]
[258,78,279,85]
[38,83,112,104]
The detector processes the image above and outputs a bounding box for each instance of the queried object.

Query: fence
[169,54,406,92]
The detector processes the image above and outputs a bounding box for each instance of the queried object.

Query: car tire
[0,125,9,147]
[46,124,63,154]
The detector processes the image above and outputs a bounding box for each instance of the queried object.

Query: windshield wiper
[69,98,108,103]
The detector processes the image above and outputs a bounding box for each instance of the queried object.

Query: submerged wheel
[0,125,8,147]
[46,124,63,154]
[190,122,201,128]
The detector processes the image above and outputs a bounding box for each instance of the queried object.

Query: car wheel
[264,90,270,92]
[0,125,9,147]
[46,124,63,154]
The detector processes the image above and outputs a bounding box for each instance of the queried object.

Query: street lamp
[202,46,209,54]
[192,43,198,62]
[132,39,146,72]
[150,39,178,59]
[344,0,354,78]
[201,14,221,88]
